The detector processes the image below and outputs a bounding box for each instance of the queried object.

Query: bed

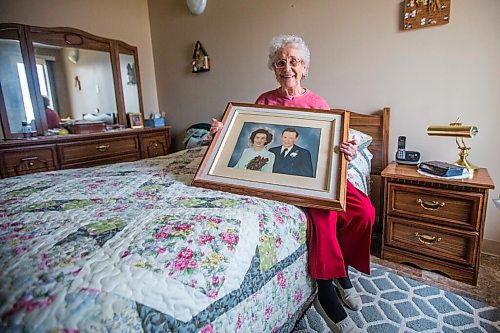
[0,108,389,332]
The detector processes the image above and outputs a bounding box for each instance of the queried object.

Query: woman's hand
[340,140,357,162]
[209,118,224,139]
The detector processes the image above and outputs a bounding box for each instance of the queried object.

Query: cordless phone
[395,136,421,165]
[397,136,406,160]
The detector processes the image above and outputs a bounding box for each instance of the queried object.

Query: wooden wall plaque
[403,0,451,31]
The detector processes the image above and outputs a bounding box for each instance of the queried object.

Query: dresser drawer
[140,133,169,158]
[58,136,139,166]
[387,183,482,230]
[1,146,57,177]
[385,216,478,267]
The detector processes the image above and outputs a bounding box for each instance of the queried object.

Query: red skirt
[305,181,375,279]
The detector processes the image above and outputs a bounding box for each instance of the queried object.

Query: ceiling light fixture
[186,0,207,15]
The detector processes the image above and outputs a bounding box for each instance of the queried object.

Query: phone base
[395,150,421,166]
[396,159,420,166]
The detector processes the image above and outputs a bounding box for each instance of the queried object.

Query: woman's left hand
[340,140,357,161]
[208,118,224,140]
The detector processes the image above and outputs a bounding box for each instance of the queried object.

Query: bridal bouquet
[245,156,269,171]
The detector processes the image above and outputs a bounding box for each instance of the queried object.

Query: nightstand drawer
[385,216,477,267]
[387,183,481,230]
[58,136,139,166]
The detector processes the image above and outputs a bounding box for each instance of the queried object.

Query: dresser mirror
[33,42,118,126]
[0,23,143,139]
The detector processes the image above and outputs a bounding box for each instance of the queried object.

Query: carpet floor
[293,264,500,333]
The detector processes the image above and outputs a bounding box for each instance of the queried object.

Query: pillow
[348,147,373,195]
[346,129,373,195]
[348,128,372,151]
[183,123,211,148]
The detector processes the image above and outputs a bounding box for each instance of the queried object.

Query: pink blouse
[255,88,330,110]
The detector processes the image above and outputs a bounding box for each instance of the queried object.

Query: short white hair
[267,34,311,75]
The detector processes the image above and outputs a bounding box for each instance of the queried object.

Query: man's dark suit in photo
[269,144,314,177]
[269,127,315,177]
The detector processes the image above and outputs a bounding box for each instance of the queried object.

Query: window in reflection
[36,57,61,128]
[16,63,35,124]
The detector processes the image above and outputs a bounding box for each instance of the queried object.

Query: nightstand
[381,162,495,285]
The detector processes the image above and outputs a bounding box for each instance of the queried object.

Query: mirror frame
[0,23,143,139]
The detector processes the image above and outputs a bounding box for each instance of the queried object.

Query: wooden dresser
[0,127,171,178]
[381,162,495,285]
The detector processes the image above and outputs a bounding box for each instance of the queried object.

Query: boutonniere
[290,151,298,158]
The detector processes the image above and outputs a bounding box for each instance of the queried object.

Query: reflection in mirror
[0,39,37,134]
[119,53,140,114]
[33,43,117,126]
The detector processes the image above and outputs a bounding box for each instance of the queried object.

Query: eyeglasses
[274,57,302,69]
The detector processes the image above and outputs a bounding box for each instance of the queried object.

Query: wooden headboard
[349,107,390,175]
[344,107,391,231]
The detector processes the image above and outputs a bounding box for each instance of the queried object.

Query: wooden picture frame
[128,113,144,128]
[192,102,350,211]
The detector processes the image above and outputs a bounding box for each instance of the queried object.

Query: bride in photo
[234,128,275,172]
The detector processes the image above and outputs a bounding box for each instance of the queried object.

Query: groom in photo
[269,127,314,178]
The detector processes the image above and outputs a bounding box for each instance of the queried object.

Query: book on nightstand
[418,160,466,177]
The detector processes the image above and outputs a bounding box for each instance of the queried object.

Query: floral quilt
[0,147,314,332]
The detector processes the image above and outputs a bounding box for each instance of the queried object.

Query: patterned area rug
[294,264,500,333]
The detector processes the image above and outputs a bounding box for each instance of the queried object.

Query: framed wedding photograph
[128,113,144,128]
[192,103,350,211]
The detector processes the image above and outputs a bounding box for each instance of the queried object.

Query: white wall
[147,0,500,252]
[0,0,159,116]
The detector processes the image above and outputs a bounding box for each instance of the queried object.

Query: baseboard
[482,239,500,257]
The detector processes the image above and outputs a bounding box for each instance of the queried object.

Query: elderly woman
[234,128,275,172]
[211,35,372,333]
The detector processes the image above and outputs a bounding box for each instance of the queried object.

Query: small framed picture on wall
[128,113,144,128]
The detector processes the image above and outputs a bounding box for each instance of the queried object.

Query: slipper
[313,295,363,333]
[334,280,362,311]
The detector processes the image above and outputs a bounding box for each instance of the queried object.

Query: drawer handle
[96,145,110,152]
[21,157,39,168]
[153,143,159,148]
[415,232,442,245]
[416,198,445,211]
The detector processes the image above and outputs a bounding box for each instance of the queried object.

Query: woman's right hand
[209,118,224,139]
[339,140,357,162]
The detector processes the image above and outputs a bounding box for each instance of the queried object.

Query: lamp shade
[427,125,478,138]
[186,0,207,15]
[68,48,79,64]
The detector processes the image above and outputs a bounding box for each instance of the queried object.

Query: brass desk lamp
[427,118,479,170]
